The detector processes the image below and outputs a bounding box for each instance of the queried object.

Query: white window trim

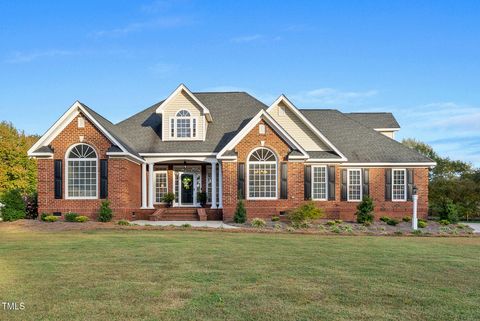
[65,143,98,200]
[153,169,168,204]
[392,168,407,202]
[169,111,199,140]
[311,165,328,201]
[347,168,362,202]
[206,165,219,204]
[246,148,278,200]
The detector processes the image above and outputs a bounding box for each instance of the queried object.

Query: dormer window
[170,109,197,139]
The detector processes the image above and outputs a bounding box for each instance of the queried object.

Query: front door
[180,173,194,205]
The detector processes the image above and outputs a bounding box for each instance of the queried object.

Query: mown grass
[0,229,479,321]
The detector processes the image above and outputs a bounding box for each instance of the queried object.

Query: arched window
[66,144,98,198]
[247,148,277,199]
[170,109,197,138]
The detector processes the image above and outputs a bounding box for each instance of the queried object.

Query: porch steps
[149,208,199,221]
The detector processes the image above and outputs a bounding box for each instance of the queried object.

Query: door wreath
[182,176,193,190]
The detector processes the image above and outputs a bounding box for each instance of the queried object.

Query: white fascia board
[373,128,400,132]
[139,152,218,156]
[155,84,213,122]
[266,95,348,161]
[217,110,309,159]
[28,101,145,164]
[143,156,217,163]
[306,158,344,162]
[340,162,437,167]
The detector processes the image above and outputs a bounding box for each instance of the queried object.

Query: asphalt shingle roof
[346,112,400,129]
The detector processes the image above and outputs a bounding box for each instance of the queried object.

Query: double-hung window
[154,170,168,203]
[66,144,97,199]
[347,169,362,201]
[247,148,277,199]
[170,109,197,139]
[312,166,327,200]
[392,169,407,201]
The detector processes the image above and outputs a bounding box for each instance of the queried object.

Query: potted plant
[161,192,175,208]
[197,192,207,207]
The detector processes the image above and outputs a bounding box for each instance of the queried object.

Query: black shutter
[280,162,288,199]
[407,168,414,201]
[304,165,311,200]
[385,168,392,201]
[54,160,62,199]
[237,163,245,200]
[100,159,108,199]
[341,169,348,201]
[362,169,370,198]
[328,166,336,200]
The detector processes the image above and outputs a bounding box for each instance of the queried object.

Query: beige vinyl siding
[162,90,205,140]
[269,102,331,151]
[379,131,395,139]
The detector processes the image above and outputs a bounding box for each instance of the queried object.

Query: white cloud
[230,34,264,43]
[4,50,74,64]
[92,17,191,38]
[291,88,378,105]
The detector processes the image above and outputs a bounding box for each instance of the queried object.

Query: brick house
[28,84,435,221]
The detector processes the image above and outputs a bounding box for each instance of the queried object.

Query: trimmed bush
[355,196,375,223]
[0,189,26,221]
[40,213,49,221]
[271,216,280,222]
[98,200,113,222]
[251,218,266,228]
[44,215,58,222]
[402,216,411,222]
[24,192,38,219]
[117,220,130,226]
[65,212,79,222]
[181,223,192,228]
[380,216,390,223]
[386,218,399,226]
[439,219,450,225]
[75,216,89,223]
[288,202,324,225]
[196,192,207,206]
[418,220,427,228]
[161,192,175,207]
[233,200,247,223]
[335,219,343,224]
[326,220,336,226]
[412,229,422,235]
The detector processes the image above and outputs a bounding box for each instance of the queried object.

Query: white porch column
[141,163,147,208]
[211,160,217,209]
[148,162,154,209]
[218,161,223,208]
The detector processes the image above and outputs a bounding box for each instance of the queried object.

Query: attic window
[78,116,85,128]
[170,109,198,139]
[259,124,266,135]
[278,105,286,116]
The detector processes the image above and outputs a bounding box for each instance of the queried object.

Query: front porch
[140,157,223,220]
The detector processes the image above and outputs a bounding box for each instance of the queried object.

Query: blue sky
[1,1,479,166]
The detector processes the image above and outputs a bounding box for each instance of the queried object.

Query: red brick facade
[36,114,429,222]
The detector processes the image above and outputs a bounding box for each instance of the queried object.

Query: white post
[141,163,147,208]
[211,161,217,209]
[218,161,223,208]
[412,194,418,230]
[148,162,154,209]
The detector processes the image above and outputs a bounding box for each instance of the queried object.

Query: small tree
[98,200,113,222]
[0,189,26,221]
[288,202,324,225]
[234,200,247,223]
[355,196,375,223]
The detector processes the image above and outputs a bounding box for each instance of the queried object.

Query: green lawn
[0,228,479,321]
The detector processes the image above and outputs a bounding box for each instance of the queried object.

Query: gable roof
[217,109,309,160]
[346,112,400,130]
[155,84,213,122]
[300,109,434,164]
[116,92,267,155]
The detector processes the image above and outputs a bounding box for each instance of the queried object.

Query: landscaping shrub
[65,212,79,222]
[394,231,403,236]
[0,189,26,221]
[362,221,371,227]
[75,216,89,223]
[439,219,450,225]
[271,216,280,222]
[330,225,341,233]
[386,218,399,226]
[233,200,247,223]
[43,215,58,222]
[117,220,130,226]
[273,223,282,230]
[412,229,422,235]
[196,192,207,206]
[98,200,113,222]
[251,218,266,228]
[288,202,323,225]
[335,219,343,224]
[443,200,460,224]
[355,196,374,223]
[24,192,38,219]
[292,221,311,229]
[418,220,427,228]
[380,216,390,223]
[402,216,411,222]
[161,192,175,207]
[326,220,336,226]
[181,223,192,228]
[40,213,49,221]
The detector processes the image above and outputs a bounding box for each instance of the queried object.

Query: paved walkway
[465,223,480,233]
[131,220,238,229]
